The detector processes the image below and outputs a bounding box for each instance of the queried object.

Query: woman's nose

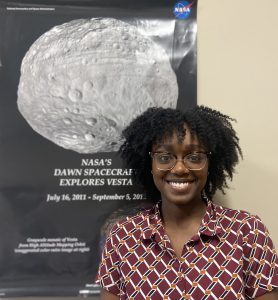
[170,159,190,174]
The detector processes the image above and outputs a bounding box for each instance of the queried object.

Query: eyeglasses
[149,151,210,171]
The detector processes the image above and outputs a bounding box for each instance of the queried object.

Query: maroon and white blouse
[97,200,278,299]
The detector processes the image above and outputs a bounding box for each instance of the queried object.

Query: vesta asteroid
[17,18,178,153]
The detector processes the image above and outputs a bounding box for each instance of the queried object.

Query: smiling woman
[96,106,278,300]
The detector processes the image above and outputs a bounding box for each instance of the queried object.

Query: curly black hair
[119,106,242,201]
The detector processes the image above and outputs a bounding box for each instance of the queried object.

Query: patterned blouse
[97,200,278,299]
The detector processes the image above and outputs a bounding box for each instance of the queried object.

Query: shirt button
[178,272,183,280]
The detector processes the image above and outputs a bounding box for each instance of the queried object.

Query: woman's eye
[158,154,172,163]
[187,154,201,162]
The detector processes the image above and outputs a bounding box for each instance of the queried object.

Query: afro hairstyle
[119,106,242,202]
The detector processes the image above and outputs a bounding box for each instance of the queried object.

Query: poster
[0,0,197,296]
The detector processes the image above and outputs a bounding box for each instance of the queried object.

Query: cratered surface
[17,18,178,153]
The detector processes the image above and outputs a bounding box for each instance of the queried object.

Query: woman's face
[151,125,209,206]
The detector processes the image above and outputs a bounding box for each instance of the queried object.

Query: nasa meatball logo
[173,1,192,20]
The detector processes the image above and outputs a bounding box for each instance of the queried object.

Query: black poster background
[0,0,197,296]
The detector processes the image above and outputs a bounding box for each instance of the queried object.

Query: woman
[97,106,278,299]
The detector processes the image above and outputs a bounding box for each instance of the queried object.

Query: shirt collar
[199,199,224,237]
[140,199,224,241]
[141,203,163,241]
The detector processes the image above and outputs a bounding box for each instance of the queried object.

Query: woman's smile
[165,178,196,192]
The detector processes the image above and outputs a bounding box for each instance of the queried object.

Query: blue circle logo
[173,1,192,19]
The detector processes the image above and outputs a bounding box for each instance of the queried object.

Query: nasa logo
[173,1,192,20]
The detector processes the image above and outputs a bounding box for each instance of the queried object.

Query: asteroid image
[17,18,178,153]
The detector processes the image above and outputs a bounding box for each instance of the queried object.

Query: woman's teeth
[168,181,190,189]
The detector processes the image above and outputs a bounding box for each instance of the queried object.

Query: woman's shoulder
[214,202,261,220]
[213,202,269,235]
[107,205,153,238]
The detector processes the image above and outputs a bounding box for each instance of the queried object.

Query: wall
[198,0,278,246]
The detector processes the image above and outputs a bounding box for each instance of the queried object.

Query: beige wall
[198,0,278,246]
